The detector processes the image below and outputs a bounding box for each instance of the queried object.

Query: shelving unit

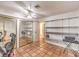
[46,32,79,36]
[45,16,79,53]
[45,16,78,22]
[24,27,32,29]
[20,21,33,38]
[45,16,79,36]
[24,24,33,38]
[45,26,79,29]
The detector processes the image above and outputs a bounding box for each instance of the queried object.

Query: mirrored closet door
[19,21,33,47]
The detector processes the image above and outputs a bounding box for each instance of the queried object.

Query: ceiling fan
[26,3,40,19]
[15,1,42,19]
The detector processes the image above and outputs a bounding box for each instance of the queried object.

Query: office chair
[2,33,16,57]
[3,42,14,57]
[0,32,3,42]
[10,33,16,44]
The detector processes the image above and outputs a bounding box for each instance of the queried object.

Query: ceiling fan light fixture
[31,13,36,16]
[27,15,32,19]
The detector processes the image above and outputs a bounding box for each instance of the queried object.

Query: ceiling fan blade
[15,1,45,19]
[31,10,45,17]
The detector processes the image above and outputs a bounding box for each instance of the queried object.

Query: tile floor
[19,37,33,47]
[13,42,79,57]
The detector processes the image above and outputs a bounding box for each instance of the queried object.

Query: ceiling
[0,1,79,20]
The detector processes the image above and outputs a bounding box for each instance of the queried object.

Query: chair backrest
[10,33,15,38]
[0,32,3,42]
[10,33,16,44]
[4,42,14,52]
[0,47,5,56]
[2,42,14,57]
[2,33,16,57]
[0,32,2,36]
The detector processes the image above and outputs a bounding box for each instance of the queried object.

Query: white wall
[32,21,39,42]
[45,10,79,51]
[45,10,78,21]
[0,21,4,32]
[5,19,16,36]
[0,18,16,36]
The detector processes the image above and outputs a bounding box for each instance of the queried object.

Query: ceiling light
[31,13,37,18]
[27,15,32,19]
